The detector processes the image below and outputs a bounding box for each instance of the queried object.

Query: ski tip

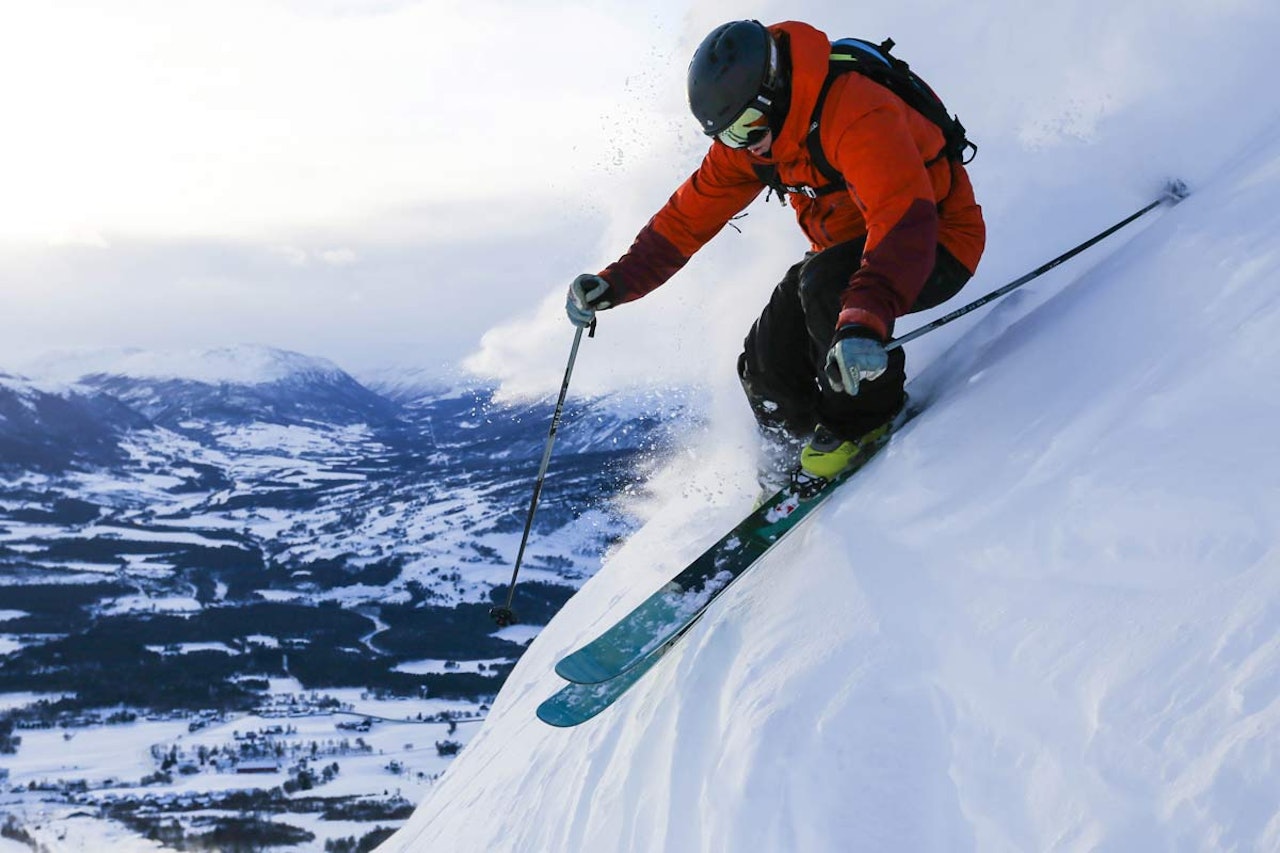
[553,658,580,683]
[1163,178,1190,204]
[537,679,627,728]
[554,654,610,685]
[535,702,580,728]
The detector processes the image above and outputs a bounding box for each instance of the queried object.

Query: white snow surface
[384,43,1280,853]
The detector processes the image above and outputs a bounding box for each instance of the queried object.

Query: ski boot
[790,401,907,499]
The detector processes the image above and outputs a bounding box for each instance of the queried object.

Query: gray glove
[824,327,888,396]
[566,274,613,328]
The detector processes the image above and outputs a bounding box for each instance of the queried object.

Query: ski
[536,616,703,728]
[553,408,916,688]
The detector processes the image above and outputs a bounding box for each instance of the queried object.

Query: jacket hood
[765,21,832,161]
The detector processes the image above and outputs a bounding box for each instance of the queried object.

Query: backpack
[755,37,976,201]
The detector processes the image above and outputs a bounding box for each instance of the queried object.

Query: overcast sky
[0,0,699,380]
[4,0,1277,399]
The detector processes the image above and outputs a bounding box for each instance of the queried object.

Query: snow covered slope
[382,125,1280,851]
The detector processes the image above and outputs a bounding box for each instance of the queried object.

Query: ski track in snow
[382,95,1280,853]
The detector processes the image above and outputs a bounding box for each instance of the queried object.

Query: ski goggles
[715,103,772,148]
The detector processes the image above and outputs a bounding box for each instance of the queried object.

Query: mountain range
[0,346,698,713]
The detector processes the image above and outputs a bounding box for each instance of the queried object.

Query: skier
[566,19,986,493]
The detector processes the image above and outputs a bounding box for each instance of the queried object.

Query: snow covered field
[2,684,480,852]
[384,2,1280,850]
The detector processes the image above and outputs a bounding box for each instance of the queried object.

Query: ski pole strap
[886,181,1188,352]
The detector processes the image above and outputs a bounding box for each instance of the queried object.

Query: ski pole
[490,320,595,628]
[886,179,1189,352]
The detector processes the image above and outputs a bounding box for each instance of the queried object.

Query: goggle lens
[716,106,770,148]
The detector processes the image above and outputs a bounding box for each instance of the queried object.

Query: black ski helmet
[687,20,785,138]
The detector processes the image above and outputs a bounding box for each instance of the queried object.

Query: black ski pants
[738,238,971,442]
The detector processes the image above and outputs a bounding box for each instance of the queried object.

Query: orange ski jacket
[600,21,986,340]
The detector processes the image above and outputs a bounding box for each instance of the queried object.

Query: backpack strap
[804,72,846,192]
[832,38,977,165]
[762,38,977,202]
[752,69,852,201]
[751,163,788,204]
[751,163,847,202]
[752,53,876,202]
[750,73,849,205]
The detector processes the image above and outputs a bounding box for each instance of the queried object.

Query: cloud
[47,229,110,249]
[0,0,690,244]
[268,246,358,267]
[0,0,696,375]
[272,246,311,267]
[320,249,358,267]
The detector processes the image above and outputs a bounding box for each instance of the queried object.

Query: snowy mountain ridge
[10,344,393,432]
[21,344,350,388]
[381,114,1280,853]
[0,374,150,471]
